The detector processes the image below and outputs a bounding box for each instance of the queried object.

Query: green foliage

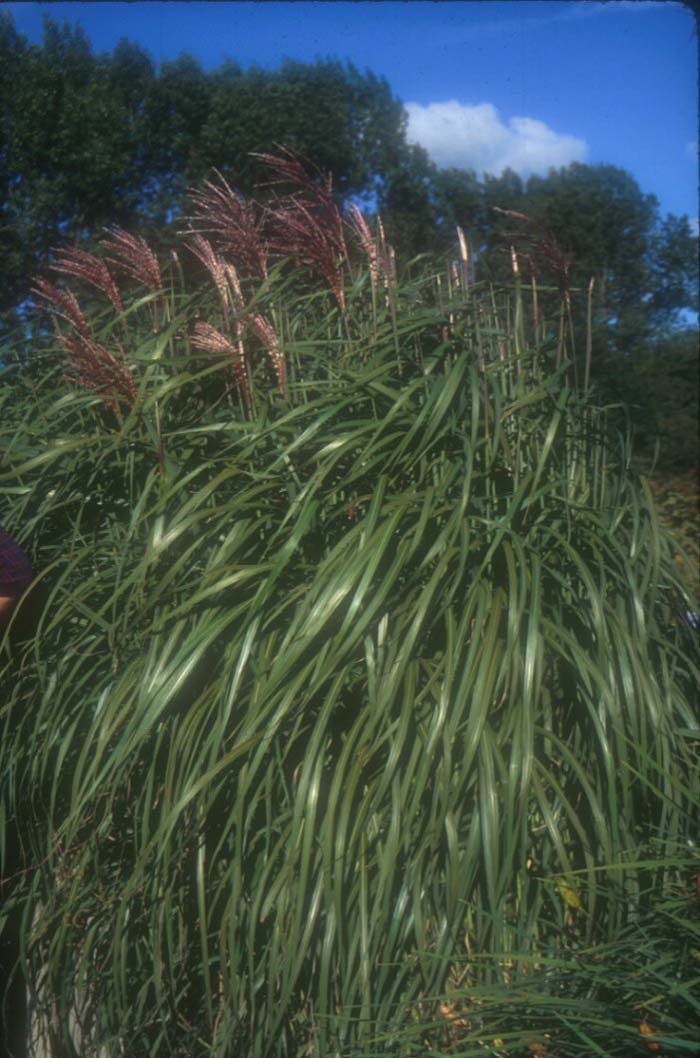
[0,13,409,322]
[649,214,700,323]
[1,179,698,1055]
[648,466,699,595]
[523,164,697,354]
[2,14,698,491]
[2,10,697,373]
[387,826,700,1057]
[201,59,406,199]
[595,326,699,475]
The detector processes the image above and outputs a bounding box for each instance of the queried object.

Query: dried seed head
[493,206,573,303]
[187,234,231,319]
[456,226,469,265]
[249,313,287,397]
[191,321,251,408]
[32,278,90,337]
[254,147,347,260]
[347,204,379,289]
[187,170,268,280]
[493,206,532,225]
[101,227,162,293]
[224,262,244,311]
[191,321,235,356]
[60,334,137,411]
[388,245,397,282]
[267,195,346,310]
[50,247,124,313]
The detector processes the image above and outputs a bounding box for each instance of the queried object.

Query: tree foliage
[0,11,697,470]
[1,166,698,1053]
[0,13,410,318]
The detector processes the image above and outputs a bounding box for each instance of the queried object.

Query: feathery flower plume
[457,226,469,264]
[101,227,163,293]
[376,214,388,277]
[268,195,347,310]
[388,245,397,285]
[50,247,124,313]
[456,226,470,288]
[346,204,379,290]
[254,146,331,197]
[492,206,572,305]
[492,207,531,225]
[249,313,287,397]
[345,204,398,299]
[224,263,244,311]
[187,170,268,280]
[254,146,347,254]
[255,148,348,309]
[32,278,90,337]
[535,230,572,306]
[374,215,396,295]
[32,277,135,409]
[191,321,251,409]
[60,335,137,411]
[186,234,231,322]
[531,274,541,328]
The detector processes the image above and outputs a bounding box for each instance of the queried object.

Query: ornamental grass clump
[1,151,698,1058]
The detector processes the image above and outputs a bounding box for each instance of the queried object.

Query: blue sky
[3,1,698,226]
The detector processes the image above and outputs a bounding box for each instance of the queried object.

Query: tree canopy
[1,10,697,414]
[0,13,411,316]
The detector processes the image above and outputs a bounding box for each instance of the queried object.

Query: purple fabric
[0,528,33,591]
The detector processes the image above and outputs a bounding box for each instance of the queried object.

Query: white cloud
[405,100,588,178]
[686,141,699,160]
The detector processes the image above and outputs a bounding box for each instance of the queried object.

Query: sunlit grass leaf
[1,200,697,1056]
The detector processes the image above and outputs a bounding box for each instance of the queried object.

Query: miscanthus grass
[1,153,698,1057]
